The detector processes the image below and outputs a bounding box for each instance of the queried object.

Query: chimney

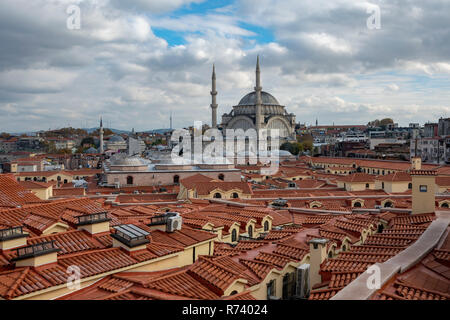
[76,212,111,235]
[0,226,28,250]
[411,156,422,170]
[411,170,436,215]
[308,238,329,287]
[111,224,150,252]
[12,241,60,267]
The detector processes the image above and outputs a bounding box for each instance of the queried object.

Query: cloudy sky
[0,0,449,132]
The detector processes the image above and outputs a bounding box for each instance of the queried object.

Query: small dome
[110,154,145,166]
[238,91,280,106]
[109,135,125,143]
[85,147,98,154]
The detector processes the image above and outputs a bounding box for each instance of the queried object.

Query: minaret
[210,64,218,128]
[99,117,104,154]
[255,55,262,135]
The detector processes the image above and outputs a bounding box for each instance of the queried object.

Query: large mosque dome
[238,91,280,106]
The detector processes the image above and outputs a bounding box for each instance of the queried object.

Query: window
[441,203,449,208]
[232,192,239,199]
[229,290,238,296]
[192,246,196,263]
[382,182,385,189]
[218,174,224,181]
[282,273,295,300]
[264,221,269,232]
[408,183,412,189]
[342,245,347,252]
[231,229,237,242]
[353,202,362,208]
[366,183,369,188]
[214,192,222,199]
[419,185,427,192]
[173,175,180,184]
[126,176,133,185]
[248,225,253,238]
[267,280,276,299]
[384,201,393,208]
[328,251,333,258]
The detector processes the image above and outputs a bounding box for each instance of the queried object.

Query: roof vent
[76,212,111,235]
[112,224,150,251]
[0,226,28,250]
[272,198,288,207]
[12,241,60,267]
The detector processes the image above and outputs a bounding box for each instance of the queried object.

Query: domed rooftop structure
[85,147,98,154]
[109,135,125,143]
[110,154,146,166]
[238,91,280,106]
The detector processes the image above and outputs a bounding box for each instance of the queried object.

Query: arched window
[57,176,61,181]
[229,290,238,296]
[342,245,347,252]
[64,179,68,184]
[264,221,269,232]
[218,174,224,181]
[33,177,37,181]
[232,192,239,199]
[377,224,384,233]
[442,202,449,208]
[173,175,180,184]
[214,192,222,199]
[248,225,253,238]
[353,202,362,208]
[127,176,133,185]
[384,201,393,208]
[408,183,412,189]
[382,182,385,189]
[365,183,369,188]
[231,229,237,242]
[328,251,333,258]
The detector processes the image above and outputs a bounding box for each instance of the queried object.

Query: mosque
[211,56,297,141]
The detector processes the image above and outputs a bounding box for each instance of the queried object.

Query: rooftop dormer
[12,241,60,267]
[76,212,111,235]
[0,226,28,250]
[111,224,150,252]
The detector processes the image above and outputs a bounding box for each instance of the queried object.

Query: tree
[280,142,303,155]
[80,137,95,147]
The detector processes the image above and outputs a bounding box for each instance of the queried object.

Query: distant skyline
[0,0,449,132]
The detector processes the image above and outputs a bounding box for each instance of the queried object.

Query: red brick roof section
[0,175,43,207]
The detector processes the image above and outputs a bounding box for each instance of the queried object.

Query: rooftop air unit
[166,212,182,233]
[295,263,310,299]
